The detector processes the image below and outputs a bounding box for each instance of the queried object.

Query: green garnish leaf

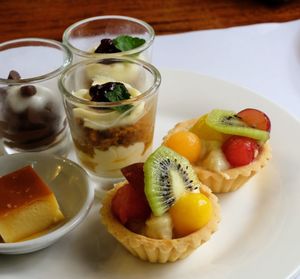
[105,83,133,113]
[112,35,146,51]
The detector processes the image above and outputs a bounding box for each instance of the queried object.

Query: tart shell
[164,119,272,193]
[100,181,220,263]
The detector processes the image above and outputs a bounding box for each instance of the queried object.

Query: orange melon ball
[169,192,213,238]
[164,131,202,163]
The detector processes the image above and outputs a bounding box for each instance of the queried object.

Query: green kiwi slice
[144,146,201,217]
[206,109,270,142]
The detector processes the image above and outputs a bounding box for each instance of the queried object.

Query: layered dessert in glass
[62,15,154,63]
[59,57,160,179]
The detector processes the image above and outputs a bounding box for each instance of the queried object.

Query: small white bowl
[0,153,94,254]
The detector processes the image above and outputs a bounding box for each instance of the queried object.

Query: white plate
[1,69,300,279]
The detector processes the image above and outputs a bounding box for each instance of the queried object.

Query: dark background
[0,0,300,42]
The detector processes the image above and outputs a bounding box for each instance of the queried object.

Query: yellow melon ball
[190,114,227,141]
[169,192,213,238]
[164,131,202,163]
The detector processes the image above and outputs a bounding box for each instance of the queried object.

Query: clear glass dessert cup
[0,38,73,156]
[62,15,155,63]
[59,57,161,181]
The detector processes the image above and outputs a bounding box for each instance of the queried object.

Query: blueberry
[94,39,121,54]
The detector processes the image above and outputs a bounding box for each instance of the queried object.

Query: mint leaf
[105,83,130,101]
[113,35,145,51]
[104,83,133,113]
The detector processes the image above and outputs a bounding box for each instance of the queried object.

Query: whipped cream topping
[5,85,60,114]
[72,76,145,130]
[84,55,146,85]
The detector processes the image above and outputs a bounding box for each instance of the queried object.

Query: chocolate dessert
[0,71,66,151]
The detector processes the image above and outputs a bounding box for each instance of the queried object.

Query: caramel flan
[0,166,64,243]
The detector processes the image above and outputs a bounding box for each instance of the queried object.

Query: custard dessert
[0,166,64,243]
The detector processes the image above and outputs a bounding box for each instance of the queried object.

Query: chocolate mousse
[0,71,66,151]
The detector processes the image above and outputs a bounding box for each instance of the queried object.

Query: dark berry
[89,82,118,102]
[94,39,121,54]
[89,84,109,102]
[89,82,128,102]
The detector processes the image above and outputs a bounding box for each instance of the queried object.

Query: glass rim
[59,57,161,107]
[0,38,73,84]
[62,15,155,58]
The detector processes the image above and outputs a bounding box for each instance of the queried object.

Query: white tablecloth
[153,20,300,121]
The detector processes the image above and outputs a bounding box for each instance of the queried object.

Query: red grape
[222,136,259,167]
[237,108,271,132]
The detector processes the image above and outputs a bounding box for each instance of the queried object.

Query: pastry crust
[164,119,272,193]
[100,181,220,263]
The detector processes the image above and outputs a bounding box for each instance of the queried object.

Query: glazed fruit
[144,146,201,216]
[222,136,259,167]
[95,39,120,53]
[169,192,213,237]
[206,109,270,142]
[164,131,202,163]
[111,164,151,225]
[111,183,151,224]
[190,114,226,141]
[121,163,144,194]
[237,108,271,132]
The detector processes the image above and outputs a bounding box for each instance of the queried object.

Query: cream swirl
[72,76,145,130]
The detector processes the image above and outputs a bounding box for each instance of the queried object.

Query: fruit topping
[206,109,270,142]
[111,183,151,225]
[222,135,259,167]
[121,163,144,194]
[95,39,121,53]
[144,146,201,217]
[144,213,173,239]
[169,192,212,237]
[111,163,151,225]
[164,131,202,163]
[89,81,133,112]
[190,114,227,141]
[237,108,271,132]
[95,35,146,53]
[202,148,231,172]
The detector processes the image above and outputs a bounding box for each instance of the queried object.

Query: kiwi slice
[144,146,201,217]
[206,109,270,142]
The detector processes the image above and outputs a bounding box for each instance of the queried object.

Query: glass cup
[62,15,155,63]
[59,57,161,183]
[0,38,72,156]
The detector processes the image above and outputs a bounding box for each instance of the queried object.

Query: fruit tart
[100,146,220,263]
[163,108,272,193]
